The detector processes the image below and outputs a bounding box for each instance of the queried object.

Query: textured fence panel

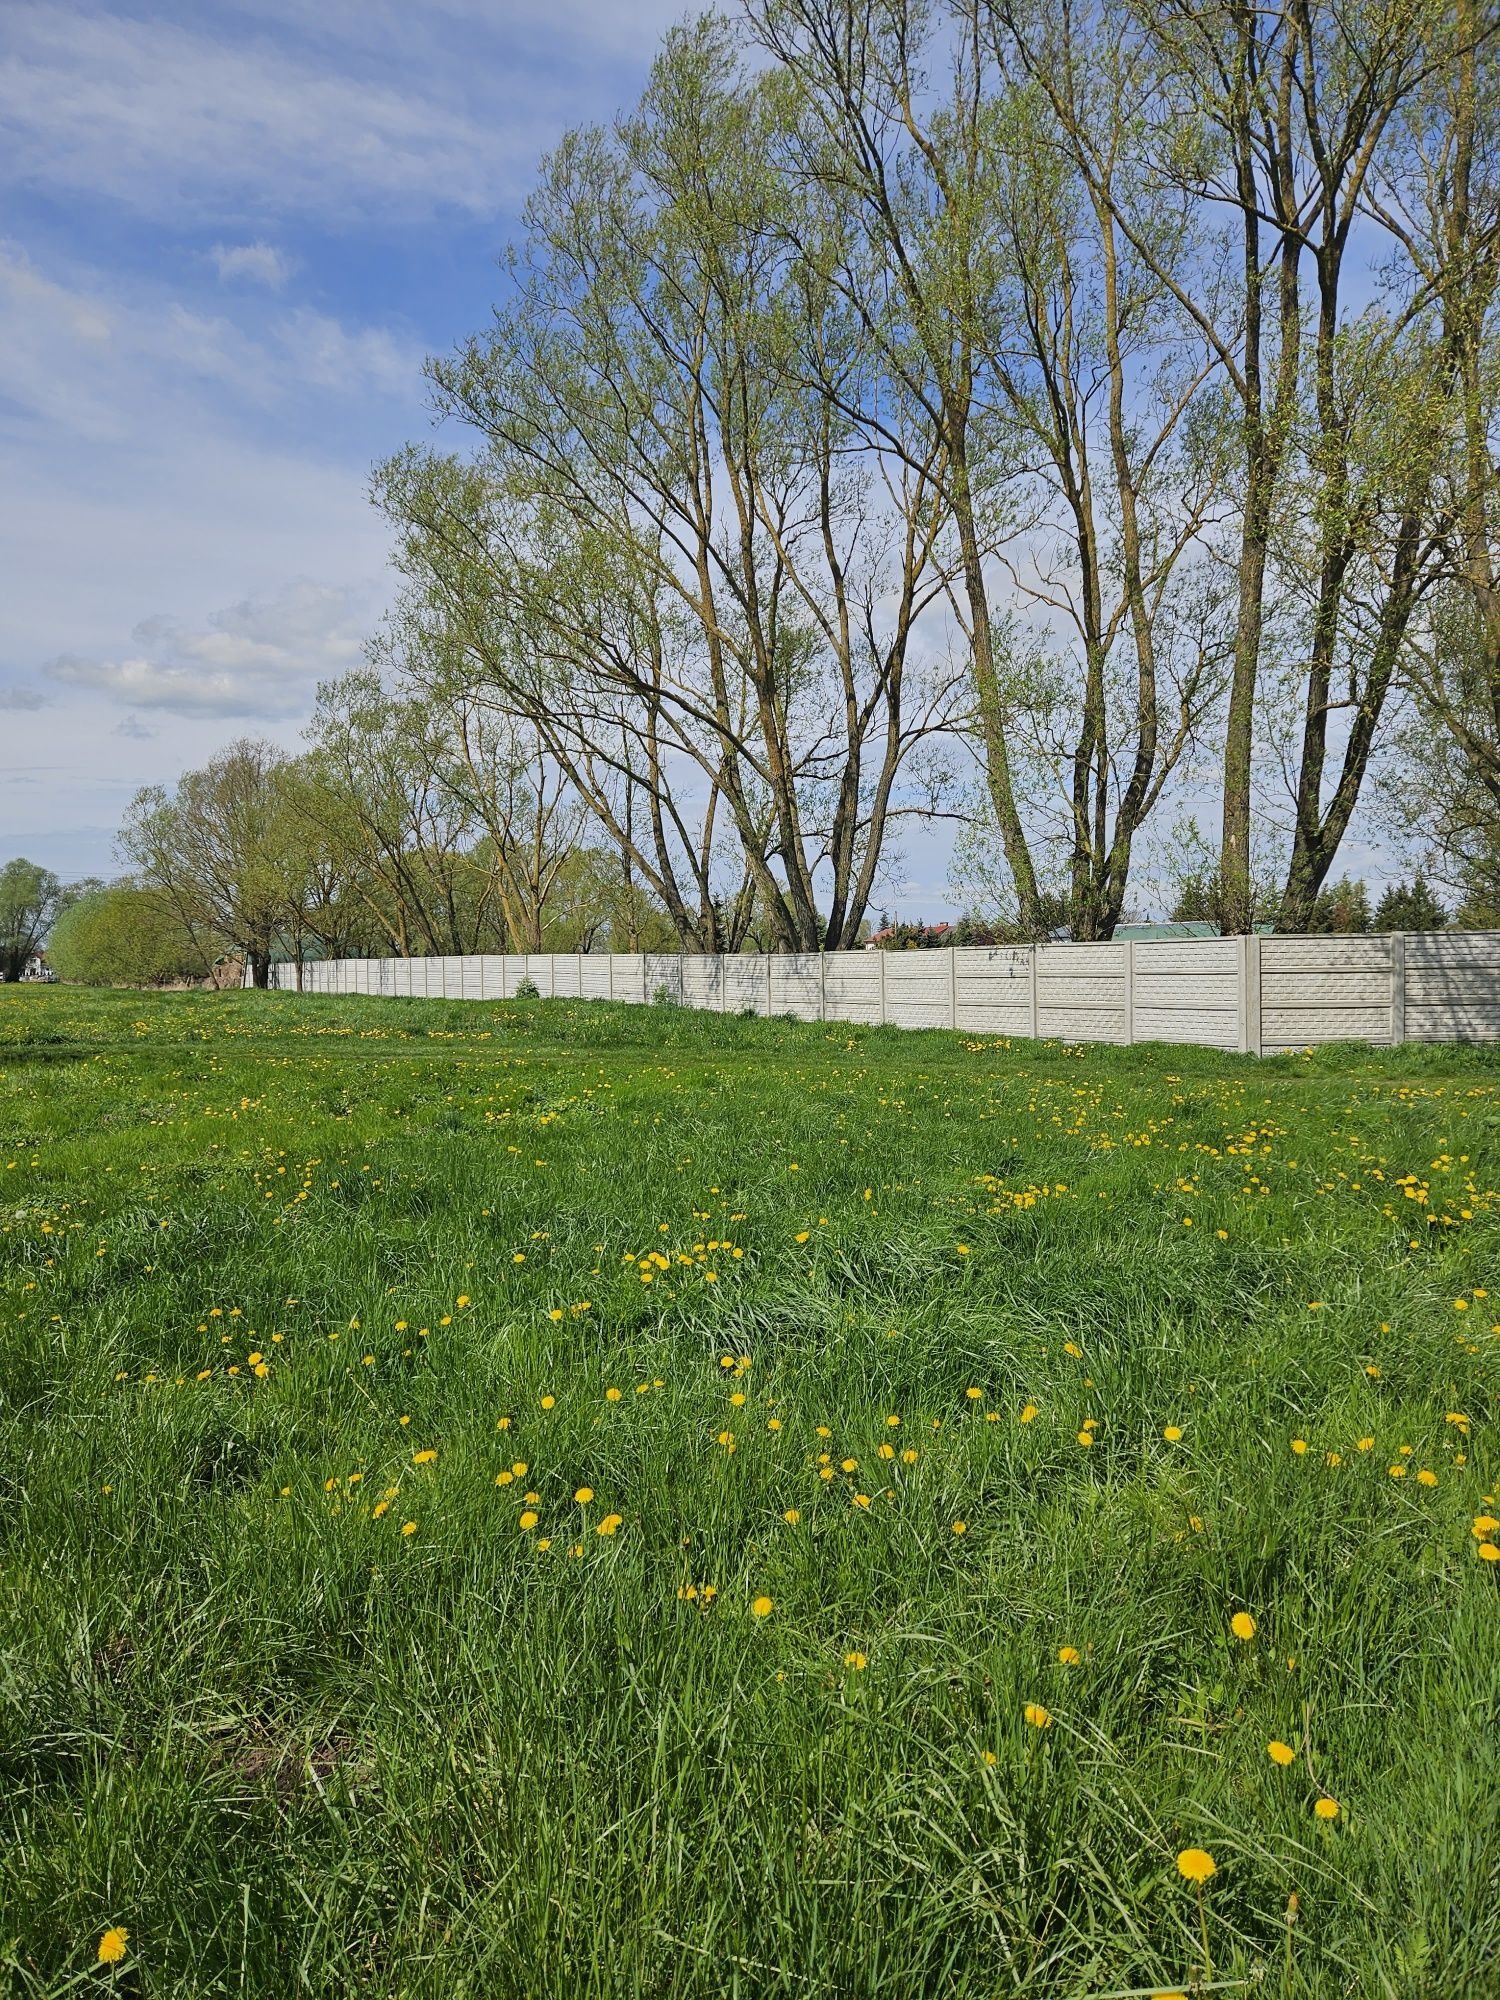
[681,958,725,1011]
[1036,943,1127,1043]
[954,947,1031,1036]
[1133,939,1240,1049]
[723,957,768,1013]
[771,954,823,1020]
[882,954,951,1029]
[1260,936,1393,1050]
[254,932,1500,1052]
[580,955,612,999]
[1404,931,1500,1040]
[644,953,683,1003]
[823,955,883,1025]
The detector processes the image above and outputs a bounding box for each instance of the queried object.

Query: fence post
[764,955,772,1016]
[819,950,828,1024]
[1390,933,1406,1048]
[1240,934,1263,1056]
[1028,945,1040,1040]
[878,947,887,1026]
[1122,940,1135,1045]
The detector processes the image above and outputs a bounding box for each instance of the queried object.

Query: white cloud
[0,6,527,223]
[0,241,423,444]
[45,578,371,719]
[274,309,424,398]
[0,686,49,710]
[210,241,295,289]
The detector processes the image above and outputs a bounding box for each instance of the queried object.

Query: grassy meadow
[2,985,1499,1998]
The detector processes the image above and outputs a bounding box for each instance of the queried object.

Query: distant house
[20,951,55,982]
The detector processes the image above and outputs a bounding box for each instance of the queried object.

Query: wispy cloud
[46,578,371,719]
[0,241,424,443]
[210,241,295,289]
[0,5,527,223]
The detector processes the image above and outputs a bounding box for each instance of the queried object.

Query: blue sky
[0,0,691,881]
[0,0,1402,918]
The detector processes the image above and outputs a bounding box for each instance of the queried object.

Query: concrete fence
[255,931,1500,1053]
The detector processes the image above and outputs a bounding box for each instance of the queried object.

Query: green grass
[2,986,1499,1999]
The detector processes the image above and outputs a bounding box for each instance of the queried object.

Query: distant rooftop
[1114,921,1275,939]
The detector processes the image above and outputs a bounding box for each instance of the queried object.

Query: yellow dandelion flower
[605,1386,622,1401]
[844,1651,867,1670]
[519,1511,538,1530]
[1020,1403,1039,1423]
[1057,1646,1081,1666]
[97,1928,129,1965]
[965,1387,982,1400]
[1291,1438,1308,1455]
[401,1521,416,1536]
[1023,1703,1051,1729]
[574,1487,593,1504]
[1268,1740,1295,1766]
[596,1513,622,1536]
[1176,1848,1216,1884]
[751,1595,773,1617]
[1230,1612,1256,1642]
[951,1520,967,1535]
[1314,1797,1340,1820]
[783,1508,800,1524]
[1162,1425,1183,1442]
[540,1394,555,1409]
[1478,1542,1500,1562]
[412,1449,437,1465]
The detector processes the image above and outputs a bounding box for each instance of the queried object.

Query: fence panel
[770,954,823,1020]
[1036,942,1128,1043]
[249,932,1500,1053]
[953,946,1030,1036]
[881,955,951,1030]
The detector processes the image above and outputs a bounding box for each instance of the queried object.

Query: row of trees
[369,0,1500,946]
[58,713,686,988]
[21,1,1500,978]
